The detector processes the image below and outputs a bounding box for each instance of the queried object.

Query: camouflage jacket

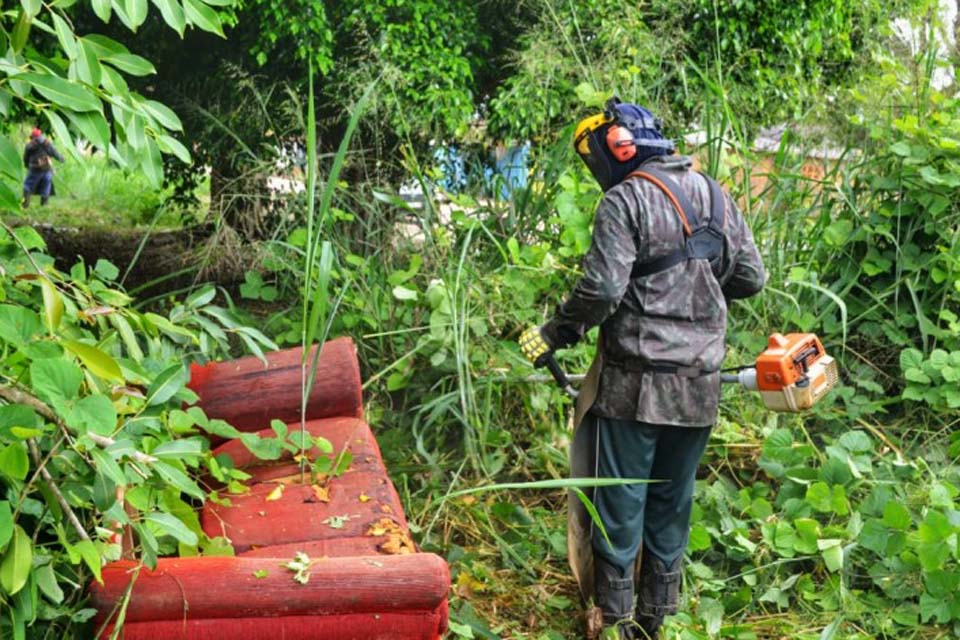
[541,154,766,427]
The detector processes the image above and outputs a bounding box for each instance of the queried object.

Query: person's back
[581,153,765,426]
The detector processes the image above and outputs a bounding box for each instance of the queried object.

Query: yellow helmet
[574,112,612,155]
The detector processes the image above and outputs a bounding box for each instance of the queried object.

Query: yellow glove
[519,325,552,367]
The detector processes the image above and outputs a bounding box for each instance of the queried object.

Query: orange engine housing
[756,333,826,391]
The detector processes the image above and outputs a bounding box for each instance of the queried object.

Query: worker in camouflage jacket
[22,128,64,208]
[520,99,765,639]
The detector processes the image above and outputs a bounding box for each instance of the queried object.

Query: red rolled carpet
[91,339,449,639]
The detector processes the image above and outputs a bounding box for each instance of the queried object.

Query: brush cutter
[545,332,837,411]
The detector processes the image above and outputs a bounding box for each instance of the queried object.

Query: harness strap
[628,169,726,279]
[705,175,726,233]
[627,168,696,235]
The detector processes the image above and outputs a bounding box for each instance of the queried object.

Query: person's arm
[540,195,637,348]
[23,144,30,169]
[721,195,766,300]
[46,142,64,163]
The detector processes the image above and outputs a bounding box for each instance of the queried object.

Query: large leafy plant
[0,226,281,638]
[0,0,230,210]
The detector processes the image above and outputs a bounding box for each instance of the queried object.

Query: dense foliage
[2,0,959,639]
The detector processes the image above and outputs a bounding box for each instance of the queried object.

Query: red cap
[30,128,42,138]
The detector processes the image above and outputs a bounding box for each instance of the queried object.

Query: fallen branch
[0,383,157,464]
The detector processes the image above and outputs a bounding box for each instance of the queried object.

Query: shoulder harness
[626,167,726,279]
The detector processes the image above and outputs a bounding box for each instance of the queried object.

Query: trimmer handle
[541,353,579,399]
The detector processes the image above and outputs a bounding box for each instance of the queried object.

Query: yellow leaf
[358,493,370,503]
[40,278,63,334]
[63,340,124,383]
[311,485,330,503]
[265,484,284,502]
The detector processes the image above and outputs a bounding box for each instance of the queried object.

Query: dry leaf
[366,517,399,537]
[366,517,417,555]
[380,504,393,514]
[379,533,416,555]
[311,485,330,503]
[265,484,285,502]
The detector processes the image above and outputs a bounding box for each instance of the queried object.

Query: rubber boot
[594,556,636,639]
[635,551,683,640]
[22,193,30,209]
[40,195,49,206]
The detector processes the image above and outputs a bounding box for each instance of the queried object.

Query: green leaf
[818,539,843,572]
[35,562,64,604]
[0,137,22,180]
[157,135,191,163]
[0,502,11,550]
[146,512,199,546]
[82,34,129,57]
[92,470,117,511]
[11,10,31,53]
[19,73,101,112]
[125,0,149,29]
[20,0,41,19]
[152,460,204,499]
[146,363,189,406]
[150,0,186,36]
[141,99,183,131]
[823,219,854,247]
[30,357,83,405]
[805,482,833,513]
[0,444,29,481]
[0,525,32,595]
[882,502,912,530]
[90,448,126,485]
[73,539,101,583]
[900,348,924,371]
[44,111,75,157]
[76,38,102,87]
[66,394,117,436]
[183,0,224,36]
[40,278,64,334]
[0,305,42,347]
[103,53,156,76]
[91,0,111,21]
[152,439,203,459]
[392,285,418,301]
[185,284,216,307]
[141,136,163,188]
[837,430,872,453]
[66,110,111,150]
[51,13,78,59]
[63,340,123,382]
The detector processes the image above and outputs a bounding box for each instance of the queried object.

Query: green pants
[591,416,711,575]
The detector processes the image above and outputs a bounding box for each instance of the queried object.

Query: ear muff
[605,125,636,162]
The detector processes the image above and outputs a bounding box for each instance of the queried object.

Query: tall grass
[297,65,375,475]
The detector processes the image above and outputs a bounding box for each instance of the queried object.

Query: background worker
[22,127,64,207]
[520,98,766,639]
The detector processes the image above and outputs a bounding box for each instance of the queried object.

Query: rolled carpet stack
[90,337,449,640]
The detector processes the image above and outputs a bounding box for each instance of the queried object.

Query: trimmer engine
[724,333,838,412]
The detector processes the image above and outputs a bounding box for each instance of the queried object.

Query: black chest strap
[627,167,726,279]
